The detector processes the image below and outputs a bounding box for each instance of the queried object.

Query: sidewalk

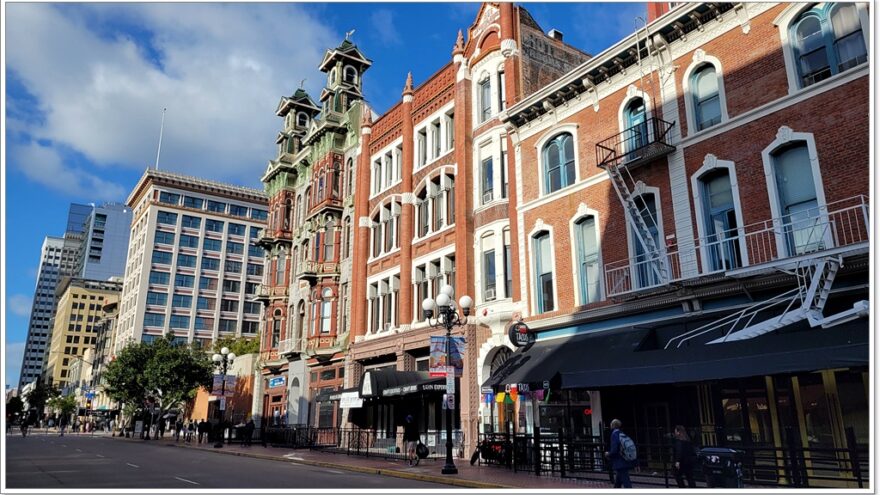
[122,435,622,489]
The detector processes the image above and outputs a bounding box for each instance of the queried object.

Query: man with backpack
[605,419,637,488]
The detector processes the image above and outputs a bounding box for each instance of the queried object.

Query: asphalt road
[5,433,456,489]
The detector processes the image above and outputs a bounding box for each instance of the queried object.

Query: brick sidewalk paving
[139,436,624,489]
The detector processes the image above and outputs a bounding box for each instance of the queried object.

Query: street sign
[219,397,226,411]
[445,367,455,393]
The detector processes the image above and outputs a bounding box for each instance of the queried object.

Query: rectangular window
[246,263,264,277]
[244,301,261,314]
[225,260,242,273]
[498,69,506,110]
[151,250,172,265]
[483,248,496,300]
[154,230,175,245]
[431,120,441,159]
[534,232,555,313]
[181,215,201,229]
[226,242,244,255]
[175,274,195,288]
[203,238,222,252]
[201,257,221,271]
[228,223,246,236]
[143,312,165,327]
[503,231,512,298]
[205,219,224,232]
[183,196,204,209]
[170,294,191,308]
[501,143,509,199]
[248,245,264,258]
[194,317,213,330]
[220,299,239,312]
[169,314,190,329]
[242,320,259,334]
[197,297,215,311]
[251,209,268,221]
[445,111,455,150]
[179,234,199,248]
[146,291,167,306]
[245,282,259,295]
[479,78,492,122]
[177,253,197,268]
[481,157,494,204]
[158,192,180,205]
[207,200,227,213]
[229,205,248,217]
[157,211,178,225]
[219,319,237,333]
[222,279,241,293]
[149,270,170,285]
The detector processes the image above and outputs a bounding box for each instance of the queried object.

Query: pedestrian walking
[175,419,183,442]
[59,415,68,437]
[605,419,637,488]
[403,414,420,466]
[673,425,698,488]
[197,420,208,444]
[243,418,255,447]
[186,421,195,443]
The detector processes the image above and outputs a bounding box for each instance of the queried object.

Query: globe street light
[422,284,472,475]
[212,347,235,448]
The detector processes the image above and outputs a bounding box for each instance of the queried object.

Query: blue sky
[4,2,646,388]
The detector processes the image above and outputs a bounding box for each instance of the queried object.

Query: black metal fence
[595,117,675,169]
[477,426,868,488]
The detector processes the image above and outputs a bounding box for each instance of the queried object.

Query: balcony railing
[596,117,675,170]
[278,337,302,355]
[296,261,339,280]
[255,285,289,300]
[604,195,869,297]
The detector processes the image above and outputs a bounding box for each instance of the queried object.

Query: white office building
[75,203,133,281]
[114,169,268,352]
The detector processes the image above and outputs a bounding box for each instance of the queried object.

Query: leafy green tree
[24,381,59,415]
[104,334,213,422]
[6,396,24,420]
[47,395,78,417]
[212,336,259,356]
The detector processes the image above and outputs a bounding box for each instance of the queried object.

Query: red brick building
[345,3,589,453]
[485,1,869,486]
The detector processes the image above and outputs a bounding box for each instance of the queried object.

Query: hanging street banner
[211,375,237,396]
[429,336,466,377]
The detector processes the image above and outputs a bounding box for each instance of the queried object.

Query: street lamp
[422,284,472,475]
[211,347,236,448]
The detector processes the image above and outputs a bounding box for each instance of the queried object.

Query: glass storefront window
[721,396,745,443]
[835,370,868,446]
[798,373,834,448]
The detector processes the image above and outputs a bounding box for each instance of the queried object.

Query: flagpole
[154,108,166,170]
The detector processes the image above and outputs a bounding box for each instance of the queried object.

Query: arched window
[574,216,601,304]
[320,288,333,334]
[791,4,867,88]
[275,253,287,286]
[341,217,350,260]
[345,158,354,197]
[542,133,575,194]
[691,65,721,131]
[271,309,282,348]
[331,161,341,197]
[297,112,309,128]
[533,231,554,313]
[624,98,648,153]
[296,301,306,342]
[295,194,303,226]
[283,199,292,230]
[772,142,822,255]
[344,66,358,84]
[700,170,742,271]
[481,233,496,301]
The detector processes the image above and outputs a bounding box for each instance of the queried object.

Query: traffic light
[86,399,93,410]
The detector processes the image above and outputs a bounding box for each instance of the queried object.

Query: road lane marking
[126,463,140,468]
[96,454,105,458]
[326,470,346,475]
[174,477,200,485]
[75,448,82,452]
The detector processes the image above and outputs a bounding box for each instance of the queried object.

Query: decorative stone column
[398,73,415,330]
[350,106,373,340]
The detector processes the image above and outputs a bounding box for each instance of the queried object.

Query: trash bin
[699,447,743,488]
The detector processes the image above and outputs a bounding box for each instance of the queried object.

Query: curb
[161,441,512,489]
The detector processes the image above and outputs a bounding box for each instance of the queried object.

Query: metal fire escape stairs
[602,20,670,293]
[665,256,867,348]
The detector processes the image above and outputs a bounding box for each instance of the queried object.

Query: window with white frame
[480,155,494,205]
[371,143,402,195]
[320,288,333,334]
[542,132,576,194]
[415,173,455,238]
[574,216,601,305]
[497,65,506,111]
[368,274,400,333]
[502,228,512,298]
[412,254,455,322]
[478,74,492,123]
[415,108,455,169]
[370,200,401,258]
[533,231,555,313]
[481,233,497,301]
[691,64,722,131]
[500,139,509,199]
[789,3,867,88]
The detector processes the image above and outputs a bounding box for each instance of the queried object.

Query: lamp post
[422,284,473,476]
[212,347,236,448]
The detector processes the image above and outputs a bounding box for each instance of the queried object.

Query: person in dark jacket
[604,419,635,488]
[673,425,698,488]
[403,414,420,466]
[243,418,255,447]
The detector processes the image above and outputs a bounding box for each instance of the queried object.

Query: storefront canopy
[484,316,868,391]
[360,369,432,398]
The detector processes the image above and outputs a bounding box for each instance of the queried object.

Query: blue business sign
[268,376,286,388]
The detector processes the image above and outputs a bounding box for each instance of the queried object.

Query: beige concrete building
[43,278,123,391]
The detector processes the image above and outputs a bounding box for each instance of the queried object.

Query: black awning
[483,316,867,391]
[381,376,450,397]
[561,318,867,389]
[360,369,431,398]
[315,387,360,402]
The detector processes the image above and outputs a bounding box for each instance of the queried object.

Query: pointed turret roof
[275,88,320,117]
[319,38,372,72]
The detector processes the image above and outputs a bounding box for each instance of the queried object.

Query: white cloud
[6,3,338,186]
[5,341,26,389]
[7,294,33,318]
[370,9,401,46]
[10,140,127,202]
